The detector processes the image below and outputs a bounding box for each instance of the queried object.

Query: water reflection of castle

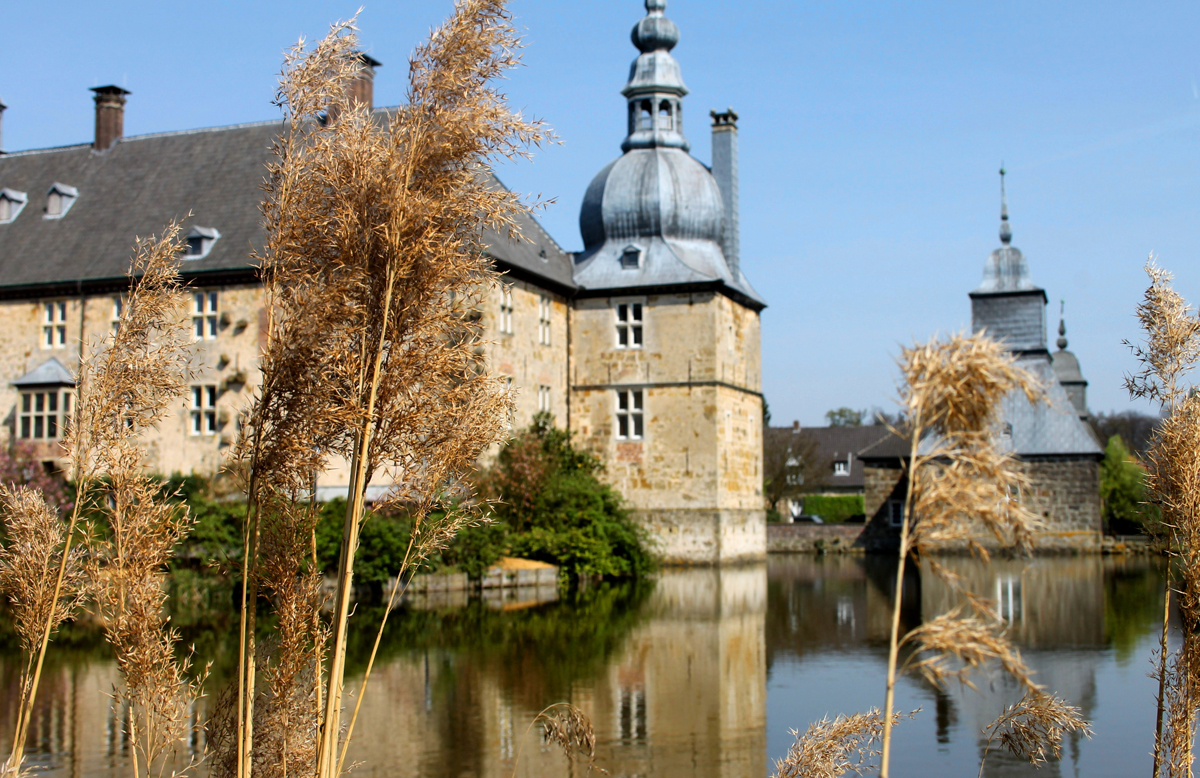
[343,567,767,778]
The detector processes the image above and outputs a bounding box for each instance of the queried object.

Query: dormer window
[44,183,78,219]
[0,189,27,223]
[184,226,221,259]
[620,245,642,270]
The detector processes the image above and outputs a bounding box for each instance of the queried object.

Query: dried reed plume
[1125,260,1200,778]
[772,709,915,778]
[511,703,604,777]
[0,486,88,778]
[222,3,540,776]
[977,692,1091,776]
[82,222,206,777]
[879,332,1045,778]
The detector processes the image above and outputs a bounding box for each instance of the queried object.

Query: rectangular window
[111,296,124,335]
[615,389,644,440]
[537,385,551,414]
[887,499,905,528]
[42,300,67,349]
[19,389,72,440]
[190,384,218,436]
[616,302,643,349]
[833,460,850,476]
[500,287,514,335]
[537,295,551,346]
[617,685,647,744]
[192,291,219,340]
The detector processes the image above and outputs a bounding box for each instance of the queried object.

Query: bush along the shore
[469,413,656,581]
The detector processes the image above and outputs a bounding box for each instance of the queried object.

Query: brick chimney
[91,86,130,151]
[710,108,740,278]
[349,54,382,110]
[0,97,7,154]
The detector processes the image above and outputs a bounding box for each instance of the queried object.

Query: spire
[999,165,1012,245]
[621,0,689,152]
[1057,300,1069,350]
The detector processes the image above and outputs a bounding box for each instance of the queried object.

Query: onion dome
[573,0,762,305]
[975,167,1036,293]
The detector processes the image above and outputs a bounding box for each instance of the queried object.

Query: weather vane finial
[998,164,1012,246]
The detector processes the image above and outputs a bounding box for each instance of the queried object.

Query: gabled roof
[0,113,573,296]
[13,357,75,387]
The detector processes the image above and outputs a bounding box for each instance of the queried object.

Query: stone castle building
[860,170,1103,546]
[0,0,766,564]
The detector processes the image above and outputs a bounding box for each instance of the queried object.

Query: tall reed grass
[1125,260,1200,778]
[773,332,1090,778]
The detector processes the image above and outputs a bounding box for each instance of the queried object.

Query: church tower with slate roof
[567,0,766,563]
[969,170,1103,539]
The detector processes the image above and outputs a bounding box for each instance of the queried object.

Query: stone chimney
[710,108,740,278]
[349,54,382,110]
[0,97,6,154]
[91,86,130,151]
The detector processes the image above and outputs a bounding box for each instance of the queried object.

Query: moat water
[0,555,1169,777]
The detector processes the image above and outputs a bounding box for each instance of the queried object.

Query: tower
[968,169,1102,540]
[569,0,766,564]
[1051,304,1090,422]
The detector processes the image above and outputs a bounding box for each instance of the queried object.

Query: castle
[0,0,767,564]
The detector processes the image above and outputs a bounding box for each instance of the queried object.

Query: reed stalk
[214,4,541,776]
[1124,259,1200,778]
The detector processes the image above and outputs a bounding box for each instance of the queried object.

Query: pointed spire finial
[1057,299,1069,350]
[999,165,1012,246]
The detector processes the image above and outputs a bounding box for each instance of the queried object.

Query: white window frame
[615,300,644,349]
[0,189,28,224]
[111,295,124,335]
[190,385,218,436]
[615,389,644,440]
[43,182,78,220]
[537,295,551,346]
[192,291,219,340]
[42,301,68,349]
[500,286,514,335]
[833,459,850,476]
[537,385,551,414]
[183,226,220,260]
[18,388,72,441]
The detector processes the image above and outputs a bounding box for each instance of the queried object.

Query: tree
[825,407,865,427]
[1092,410,1160,457]
[1099,434,1156,534]
[763,426,829,515]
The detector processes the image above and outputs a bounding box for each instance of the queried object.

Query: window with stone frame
[111,295,125,335]
[19,388,72,440]
[537,385,551,414]
[499,286,514,335]
[615,301,644,348]
[42,301,67,349]
[192,291,219,340]
[537,295,551,345]
[190,385,218,436]
[615,389,644,440]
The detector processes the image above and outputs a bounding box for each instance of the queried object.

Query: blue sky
[4,0,1199,425]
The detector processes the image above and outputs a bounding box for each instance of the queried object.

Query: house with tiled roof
[0,0,766,564]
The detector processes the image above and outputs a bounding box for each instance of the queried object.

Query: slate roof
[0,113,574,296]
[797,425,891,489]
[12,357,75,387]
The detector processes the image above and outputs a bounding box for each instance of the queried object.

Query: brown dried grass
[1125,260,1200,778]
[511,703,605,777]
[83,222,207,778]
[772,709,916,778]
[978,691,1091,776]
[218,3,542,777]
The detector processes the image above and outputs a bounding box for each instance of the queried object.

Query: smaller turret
[1051,303,1090,421]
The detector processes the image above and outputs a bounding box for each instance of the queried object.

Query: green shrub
[472,413,655,580]
[1100,435,1159,535]
[801,494,865,524]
